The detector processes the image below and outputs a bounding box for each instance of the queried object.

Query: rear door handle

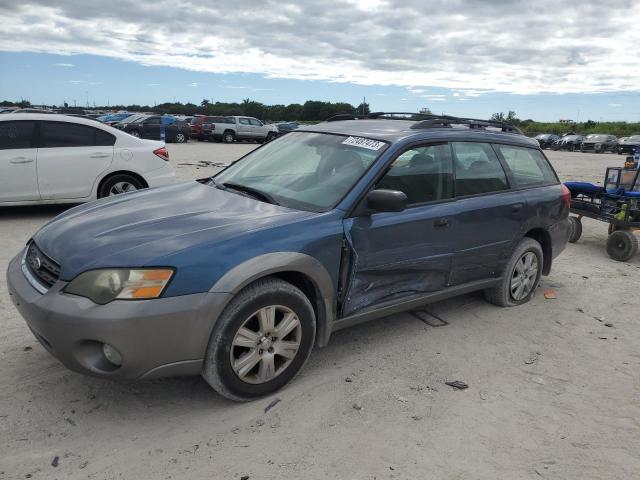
[434,218,449,228]
[9,157,34,164]
[511,203,524,213]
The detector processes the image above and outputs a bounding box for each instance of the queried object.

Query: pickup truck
[202,116,278,143]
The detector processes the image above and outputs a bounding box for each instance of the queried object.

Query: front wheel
[484,238,543,307]
[175,132,187,143]
[202,278,316,401]
[606,230,638,262]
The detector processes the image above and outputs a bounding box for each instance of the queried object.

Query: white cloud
[421,94,446,101]
[53,62,74,67]
[608,103,622,107]
[189,82,199,87]
[1,1,640,95]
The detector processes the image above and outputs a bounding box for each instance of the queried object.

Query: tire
[266,132,276,142]
[569,144,575,152]
[223,131,235,144]
[175,132,187,143]
[202,277,316,401]
[98,173,144,198]
[606,230,638,262]
[128,129,141,138]
[568,216,582,243]
[484,238,543,307]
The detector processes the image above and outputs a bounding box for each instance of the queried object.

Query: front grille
[25,242,61,289]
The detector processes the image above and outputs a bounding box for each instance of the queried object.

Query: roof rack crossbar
[324,111,522,134]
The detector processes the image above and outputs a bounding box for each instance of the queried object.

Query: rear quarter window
[495,144,557,188]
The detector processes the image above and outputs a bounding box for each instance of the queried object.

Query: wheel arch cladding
[524,228,552,275]
[209,252,336,347]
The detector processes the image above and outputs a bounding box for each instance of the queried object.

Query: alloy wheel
[109,181,138,196]
[230,305,302,384]
[510,252,538,301]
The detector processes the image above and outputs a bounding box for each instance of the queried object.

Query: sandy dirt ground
[0,143,638,480]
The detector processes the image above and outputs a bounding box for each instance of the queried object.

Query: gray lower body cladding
[6,252,231,379]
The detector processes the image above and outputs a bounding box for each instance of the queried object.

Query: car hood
[33,182,314,280]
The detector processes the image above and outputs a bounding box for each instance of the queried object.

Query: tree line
[1,98,370,122]
[490,110,640,137]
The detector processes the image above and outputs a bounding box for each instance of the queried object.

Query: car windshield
[587,135,607,141]
[628,135,640,142]
[213,131,387,212]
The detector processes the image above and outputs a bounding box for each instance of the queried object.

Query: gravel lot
[1,143,638,480]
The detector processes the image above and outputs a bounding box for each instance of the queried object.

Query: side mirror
[366,189,408,213]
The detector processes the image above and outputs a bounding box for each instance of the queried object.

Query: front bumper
[6,251,231,379]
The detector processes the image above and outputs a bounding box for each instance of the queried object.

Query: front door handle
[10,157,34,164]
[90,153,110,158]
[434,218,449,228]
[511,203,524,213]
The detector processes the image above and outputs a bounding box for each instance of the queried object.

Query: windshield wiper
[220,182,280,205]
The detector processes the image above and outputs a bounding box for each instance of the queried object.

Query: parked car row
[536,132,640,154]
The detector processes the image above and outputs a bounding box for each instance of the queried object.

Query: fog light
[102,343,123,367]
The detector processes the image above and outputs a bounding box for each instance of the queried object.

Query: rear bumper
[6,251,232,379]
[144,163,175,188]
[549,218,569,260]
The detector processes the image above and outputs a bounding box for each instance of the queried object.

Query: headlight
[65,268,174,304]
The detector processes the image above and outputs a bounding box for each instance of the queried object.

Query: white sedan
[0,113,175,206]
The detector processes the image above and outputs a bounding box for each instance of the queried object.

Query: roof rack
[324,111,522,134]
[411,114,522,134]
[325,111,432,122]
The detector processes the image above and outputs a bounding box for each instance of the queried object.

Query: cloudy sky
[1,0,639,120]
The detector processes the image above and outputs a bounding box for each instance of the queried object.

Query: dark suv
[7,113,570,401]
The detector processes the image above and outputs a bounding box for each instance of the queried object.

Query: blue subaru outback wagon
[7,113,570,401]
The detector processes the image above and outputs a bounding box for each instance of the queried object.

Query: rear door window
[0,121,36,149]
[452,142,509,196]
[494,145,557,188]
[41,122,100,148]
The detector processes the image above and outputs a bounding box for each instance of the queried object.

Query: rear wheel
[484,238,543,307]
[223,131,235,144]
[606,230,638,262]
[202,278,316,401]
[98,174,144,198]
[568,216,583,243]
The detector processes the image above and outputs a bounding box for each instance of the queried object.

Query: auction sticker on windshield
[342,136,386,151]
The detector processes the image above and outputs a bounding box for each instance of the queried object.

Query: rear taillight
[153,146,169,161]
[561,183,571,209]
